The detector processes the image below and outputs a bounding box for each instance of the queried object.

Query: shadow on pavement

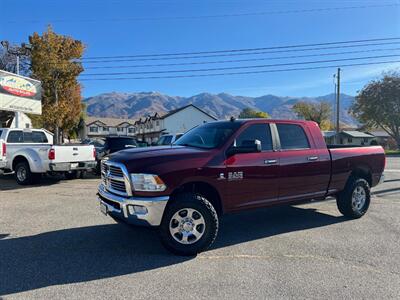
[0,172,99,191]
[0,205,347,296]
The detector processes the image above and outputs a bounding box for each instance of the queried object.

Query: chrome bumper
[50,161,97,172]
[98,183,169,226]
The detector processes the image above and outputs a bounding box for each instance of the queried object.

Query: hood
[107,145,212,173]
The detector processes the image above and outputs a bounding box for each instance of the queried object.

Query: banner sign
[0,70,42,115]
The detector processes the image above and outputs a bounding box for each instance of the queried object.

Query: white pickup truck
[0,128,96,185]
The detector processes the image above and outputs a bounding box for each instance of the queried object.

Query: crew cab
[0,128,96,185]
[97,119,385,255]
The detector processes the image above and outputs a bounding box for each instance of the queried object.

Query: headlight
[130,174,167,192]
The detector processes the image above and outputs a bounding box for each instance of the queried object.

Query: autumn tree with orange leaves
[29,26,84,143]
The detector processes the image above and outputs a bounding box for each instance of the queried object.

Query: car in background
[154,133,184,146]
[0,128,96,184]
[87,136,138,174]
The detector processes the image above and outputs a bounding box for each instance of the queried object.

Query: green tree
[238,108,270,119]
[352,72,400,149]
[29,26,85,144]
[292,101,332,130]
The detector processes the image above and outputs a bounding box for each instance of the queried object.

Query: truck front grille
[101,161,129,196]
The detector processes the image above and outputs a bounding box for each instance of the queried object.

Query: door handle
[264,159,278,165]
[307,156,319,161]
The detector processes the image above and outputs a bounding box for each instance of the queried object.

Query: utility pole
[15,55,20,128]
[335,68,341,144]
[53,71,60,145]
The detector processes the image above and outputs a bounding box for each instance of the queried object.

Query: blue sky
[1,0,400,98]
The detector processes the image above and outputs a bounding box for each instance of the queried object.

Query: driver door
[225,123,279,211]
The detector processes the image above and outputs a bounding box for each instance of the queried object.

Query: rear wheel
[159,193,219,256]
[336,177,370,218]
[14,161,37,185]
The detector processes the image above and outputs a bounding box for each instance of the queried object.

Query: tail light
[1,142,5,157]
[48,148,55,160]
[93,147,96,159]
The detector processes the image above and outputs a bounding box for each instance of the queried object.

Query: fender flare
[11,149,47,173]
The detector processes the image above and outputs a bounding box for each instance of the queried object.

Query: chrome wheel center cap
[182,221,193,232]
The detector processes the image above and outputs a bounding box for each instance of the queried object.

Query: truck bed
[327,145,385,194]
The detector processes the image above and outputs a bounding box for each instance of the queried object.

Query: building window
[348,137,353,143]
[103,126,109,131]
[156,120,159,126]
[128,128,135,133]
[363,138,369,143]
[117,127,123,132]
[89,126,98,133]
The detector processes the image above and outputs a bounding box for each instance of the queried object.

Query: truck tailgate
[51,145,95,163]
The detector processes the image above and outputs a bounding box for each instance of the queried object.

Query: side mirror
[227,139,262,156]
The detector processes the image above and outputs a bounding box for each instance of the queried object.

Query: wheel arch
[170,181,224,216]
[11,149,45,173]
[349,165,372,187]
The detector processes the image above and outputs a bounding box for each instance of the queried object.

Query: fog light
[128,205,148,215]
[134,205,148,215]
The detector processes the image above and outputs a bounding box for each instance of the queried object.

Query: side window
[277,124,310,150]
[23,132,33,143]
[7,131,23,143]
[32,131,48,143]
[235,124,273,151]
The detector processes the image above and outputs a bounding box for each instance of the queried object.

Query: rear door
[226,123,280,210]
[275,122,329,201]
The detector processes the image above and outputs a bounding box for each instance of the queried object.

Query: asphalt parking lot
[0,157,399,299]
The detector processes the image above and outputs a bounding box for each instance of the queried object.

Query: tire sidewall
[350,179,370,217]
[159,193,219,256]
[15,162,32,185]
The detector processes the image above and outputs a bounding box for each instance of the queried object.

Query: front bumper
[97,183,169,226]
[49,161,97,172]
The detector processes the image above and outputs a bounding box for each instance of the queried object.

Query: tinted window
[277,124,310,150]
[235,124,273,151]
[32,131,48,143]
[157,135,173,145]
[7,131,23,143]
[108,138,137,149]
[174,121,241,149]
[0,130,3,138]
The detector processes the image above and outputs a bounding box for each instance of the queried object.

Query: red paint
[3,86,36,97]
[108,119,385,214]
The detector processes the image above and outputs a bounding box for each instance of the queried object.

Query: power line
[82,37,400,60]
[9,3,398,24]
[84,47,400,70]
[79,60,400,81]
[80,54,400,76]
[80,41,400,63]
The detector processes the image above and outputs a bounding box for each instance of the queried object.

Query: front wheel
[159,193,219,256]
[336,177,370,218]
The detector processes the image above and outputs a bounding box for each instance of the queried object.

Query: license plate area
[71,163,79,169]
[100,202,108,215]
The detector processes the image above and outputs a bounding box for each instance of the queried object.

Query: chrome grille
[101,160,128,196]
[109,165,123,177]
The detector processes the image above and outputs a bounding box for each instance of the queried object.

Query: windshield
[157,135,173,145]
[174,122,241,149]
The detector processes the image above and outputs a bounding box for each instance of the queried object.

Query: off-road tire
[336,176,370,218]
[159,193,219,256]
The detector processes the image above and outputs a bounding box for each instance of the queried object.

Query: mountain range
[84,91,357,126]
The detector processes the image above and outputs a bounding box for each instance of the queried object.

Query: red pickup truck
[98,119,385,255]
